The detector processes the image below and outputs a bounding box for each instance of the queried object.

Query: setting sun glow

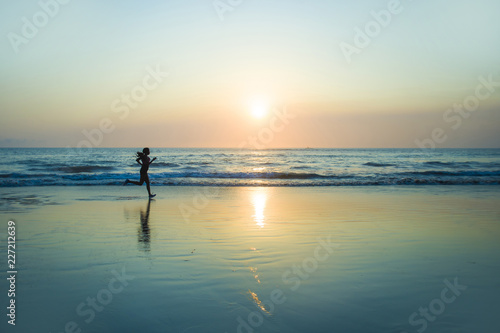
[250,99,269,119]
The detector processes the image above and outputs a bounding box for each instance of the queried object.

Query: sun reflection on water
[251,189,268,228]
[248,290,270,315]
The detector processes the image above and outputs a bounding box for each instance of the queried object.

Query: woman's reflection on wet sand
[138,198,153,252]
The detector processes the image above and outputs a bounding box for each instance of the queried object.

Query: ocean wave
[0,172,50,179]
[402,170,500,177]
[150,162,180,168]
[191,162,212,166]
[290,166,311,170]
[1,176,499,187]
[363,162,396,167]
[56,166,115,173]
[424,161,453,166]
[18,159,52,166]
[150,171,332,180]
[423,161,475,168]
[421,161,495,168]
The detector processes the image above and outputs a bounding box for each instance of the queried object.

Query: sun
[250,99,269,119]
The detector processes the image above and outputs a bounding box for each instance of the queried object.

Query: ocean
[1,148,499,187]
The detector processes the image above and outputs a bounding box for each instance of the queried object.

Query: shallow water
[1,186,499,332]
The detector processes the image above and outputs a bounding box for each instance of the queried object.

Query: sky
[1,0,499,148]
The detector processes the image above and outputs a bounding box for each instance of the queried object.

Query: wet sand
[1,186,499,332]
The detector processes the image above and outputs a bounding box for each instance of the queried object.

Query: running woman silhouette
[124,148,156,198]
